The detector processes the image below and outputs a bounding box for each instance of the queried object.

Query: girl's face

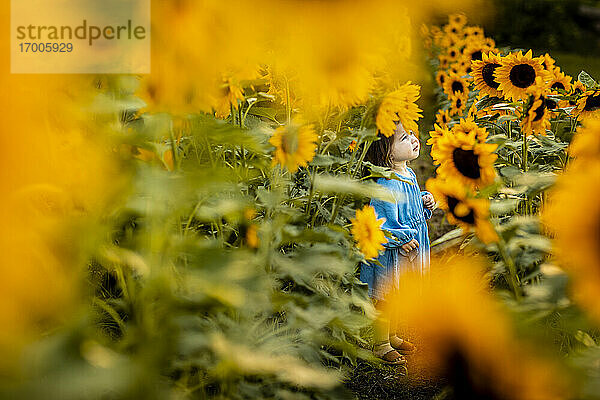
[391,122,420,162]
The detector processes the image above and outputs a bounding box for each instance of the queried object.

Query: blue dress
[359,167,432,300]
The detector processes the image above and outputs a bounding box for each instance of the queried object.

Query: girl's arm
[371,197,418,248]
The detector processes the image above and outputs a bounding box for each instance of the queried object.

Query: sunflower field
[2,1,600,399]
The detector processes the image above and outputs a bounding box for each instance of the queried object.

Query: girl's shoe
[373,341,407,365]
[389,335,417,354]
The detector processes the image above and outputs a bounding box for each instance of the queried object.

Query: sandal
[389,335,417,354]
[373,341,407,365]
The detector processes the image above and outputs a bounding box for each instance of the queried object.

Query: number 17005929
[19,42,73,52]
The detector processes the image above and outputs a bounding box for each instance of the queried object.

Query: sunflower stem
[496,234,522,301]
[285,75,291,124]
[330,140,372,224]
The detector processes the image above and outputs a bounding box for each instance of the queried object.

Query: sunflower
[521,82,551,136]
[463,26,484,40]
[383,256,568,399]
[446,46,462,62]
[443,74,470,98]
[269,123,319,173]
[427,123,450,147]
[448,62,464,77]
[436,70,448,88]
[548,68,572,93]
[443,23,463,38]
[245,224,259,248]
[347,139,357,153]
[375,82,423,137]
[435,109,452,128]
[542,155,600,323]
[568,80,586,107]
[575,89,600,120]
[448,13,467,28]
[539,53,556,71]
[568,117,600,162]
[431,129,497,189]
[425,178,498,243]
[462,40,495,63]
[471,52,503,97]
[350,205,387,260]
[495,50,549,101]
[438,55,451,71]
[452,117,489,143]
[449,92,468,117]
[212,76,245,118]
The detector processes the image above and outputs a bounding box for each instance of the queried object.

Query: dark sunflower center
[447,196,476,225]
[281,132,299,154]
[442,114,448,123]
[440,75,446,84]
[470,50,483,61]
[583,94,600,111]
[532,97,547,122]
[509,64,536,88]
[446,346,503,400]
[482,63,500,89]
[551,82,565,91]
[456,98,462,108]
[450,50,457,58]
[452,81,464,93]
[546,98,558,110]
[452,148,481,180]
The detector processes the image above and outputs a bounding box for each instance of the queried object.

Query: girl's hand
[422,193,436,210]
[401,239,419,253]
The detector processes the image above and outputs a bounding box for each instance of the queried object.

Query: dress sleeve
[371,197,418,248]
[421,190,433,220]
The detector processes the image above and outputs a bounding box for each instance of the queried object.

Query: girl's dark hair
[365,133,395,169]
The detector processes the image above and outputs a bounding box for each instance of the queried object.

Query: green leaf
[248,106,278,121]
[497,114,518,124]
[489,199,519,215]
[313,174,399,203]
[578,70,597,89]
[575,330,597,347]
[310,154,348,167]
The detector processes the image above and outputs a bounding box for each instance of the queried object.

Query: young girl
[360,121,436,365]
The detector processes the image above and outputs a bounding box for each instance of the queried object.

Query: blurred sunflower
[436,69,449,87]
[384,256,568,399]
[542,148,600,323]
[446,46,462,62]
[568,117,600,163]
[427,123,450,147]
[212,76,245,118]
[448,13,467,28]
[449,92,468,116]
[443,74,470,98]
[269,123,319,173]
[431,128,497,188]
[375,82,423,137]
[463,26,485,40]
[575,89,600,120]
[471,52,502,98]
[521,82,551,136]
[462,40,495,63]
[495,50,548,101]
[452,117,488,143]
[435,109,452,128]
[350,205,386,260]
[425,178,498,243]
